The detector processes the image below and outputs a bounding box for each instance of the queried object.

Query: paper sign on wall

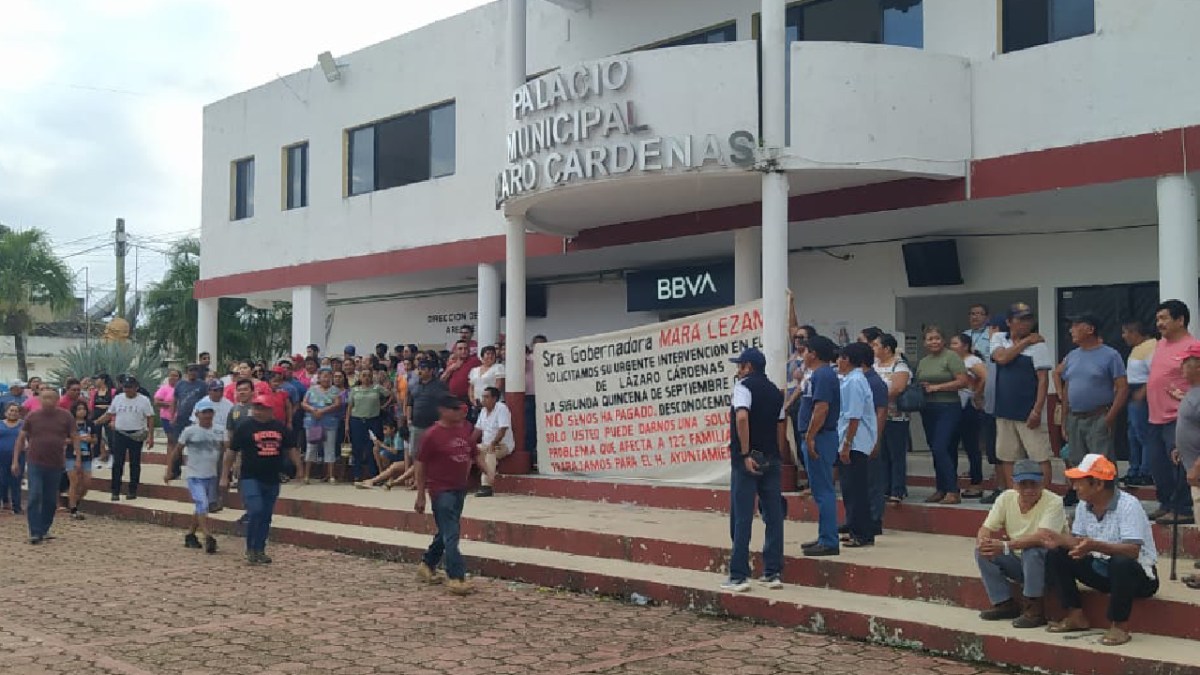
[533,300,763,485]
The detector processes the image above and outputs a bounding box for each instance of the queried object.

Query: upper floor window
[786,0,923,49]
[1002,0,1094,53]
[231,157,254,221]
[285,142,308,210]
[347,100,456,197]
[652,22,738,50]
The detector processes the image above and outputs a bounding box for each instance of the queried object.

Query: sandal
[843,537,874,548]
[1047,619,1090,634]
[923,491,946,504]
[1100,627,1131,646]
[887,496,902,505]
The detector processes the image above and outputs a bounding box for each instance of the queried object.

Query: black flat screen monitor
[902,240,964,288]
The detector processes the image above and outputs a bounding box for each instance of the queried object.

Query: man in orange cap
[1040,453,1158,646]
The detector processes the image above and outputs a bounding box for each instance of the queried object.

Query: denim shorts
[187,477,217,515]
[380,448,403,464]
[65,458,93,473]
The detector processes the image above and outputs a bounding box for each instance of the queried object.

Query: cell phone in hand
[368,430,378,442]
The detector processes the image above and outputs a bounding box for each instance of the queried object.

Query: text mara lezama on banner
[533,300,764,484]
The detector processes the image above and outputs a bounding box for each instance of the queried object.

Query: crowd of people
[728,298,1200,646]
[0,325,542,585]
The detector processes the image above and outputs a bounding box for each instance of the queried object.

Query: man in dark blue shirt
[722,347,786,592]
[797,336,841,556]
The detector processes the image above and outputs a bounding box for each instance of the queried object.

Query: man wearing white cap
[1040,453,1158,646]
[0,381,28,415]
[166,399,224,554]
[974,458,1066,628]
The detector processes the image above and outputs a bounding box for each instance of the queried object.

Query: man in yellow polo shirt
[974,458,1067,628]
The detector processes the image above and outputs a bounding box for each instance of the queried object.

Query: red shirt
[57,394,82,410]
[445,356,481,399]
[22,407,75,469]
[416,421,477,497]
[264,389,289,423]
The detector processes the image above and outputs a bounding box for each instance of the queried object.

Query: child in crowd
[65,400,95,520]
[371,418,406,472]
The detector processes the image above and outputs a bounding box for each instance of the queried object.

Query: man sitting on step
[1040,453,1159,646]
[974,458,1066,628]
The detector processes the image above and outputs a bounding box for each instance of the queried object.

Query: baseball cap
[1007,302,1035,320]
[986,315,1008,330]
[10,380,26,388]
[251,394,274,407]
[185,363,201,371]
[1012,459,1043,483]
[194,399,217,413]
[1064,454,1117,481]
[208,380,224,391]
[269,366,286,375]
[343,345,356,356]
[417,360,434,369]
[1068,312,1101,330]
[729,347,766,370]
[121,376,139,387]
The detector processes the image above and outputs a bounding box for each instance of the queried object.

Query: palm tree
[142,237,292,363]
[0,226,76,380]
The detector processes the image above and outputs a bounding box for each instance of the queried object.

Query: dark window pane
[234,158,254,220]
[656,23,737,49]
[286,144,308,209]
[883,0,923,48]
[349,127,374,195]
[430,103,456,178]
[375,111,430,190]
[802,0,880,44]
[1050,0,1094,41]
[1004,0,1051,52]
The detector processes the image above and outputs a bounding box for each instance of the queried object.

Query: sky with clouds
[0,0,490,300]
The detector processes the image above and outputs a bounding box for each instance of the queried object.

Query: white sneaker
[720,578,751,593]
[757,575,783,590]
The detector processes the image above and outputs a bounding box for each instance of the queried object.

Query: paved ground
[0,512,1009,675]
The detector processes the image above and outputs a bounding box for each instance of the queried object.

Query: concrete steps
[79,470,1200,675]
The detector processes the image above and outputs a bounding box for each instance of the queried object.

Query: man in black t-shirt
[221,394,300,565]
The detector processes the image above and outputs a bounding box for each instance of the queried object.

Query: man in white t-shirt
[472,386,512,497]
[190,380,234,435]
[94,376,156,501]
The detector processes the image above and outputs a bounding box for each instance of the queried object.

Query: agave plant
[47,341,166,387]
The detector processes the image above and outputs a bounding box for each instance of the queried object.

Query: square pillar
[1157,175,1199,323]
[477,263,501,349]
[197,297,219,363]
[291,285,328,356]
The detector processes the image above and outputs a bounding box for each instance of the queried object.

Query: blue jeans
[980,412,998,465]
[921,402,963,495]
[1125,398,1151,477]
[866,451,886,533]
[26,464,62,539]
[728,459,784,581]
[349,416,382,480]
[881,419,910,499]
[975,548,1047,603]
[1145,422,1189,513]
[802,429,839,549]
[0,451,23,512]
[955,402,983,484]
[240,478,281,552]
[423,490,467,580]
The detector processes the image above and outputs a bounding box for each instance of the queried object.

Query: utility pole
[115,218,127,320]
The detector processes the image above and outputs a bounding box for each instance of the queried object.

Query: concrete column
[477,263,501,349]
[760,0,789,387]
[1157,175,1199,326]
[291,285,327,356]
[196,297,218,363]
[502,0,531,474]
[734,227,762,303]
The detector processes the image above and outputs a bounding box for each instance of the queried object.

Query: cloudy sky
[0,0,490,300]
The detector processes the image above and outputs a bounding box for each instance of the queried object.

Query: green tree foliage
[0,226,76,380]
[140,238,292,364]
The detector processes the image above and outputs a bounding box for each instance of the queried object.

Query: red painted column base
[500,391,531,475]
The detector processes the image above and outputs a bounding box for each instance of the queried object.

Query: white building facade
[198,0,1200,448]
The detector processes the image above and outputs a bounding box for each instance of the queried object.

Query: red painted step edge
[86,479,1200,641]
[87,500,1200,675]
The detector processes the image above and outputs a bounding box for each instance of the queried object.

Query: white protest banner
[533,300,763,484]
